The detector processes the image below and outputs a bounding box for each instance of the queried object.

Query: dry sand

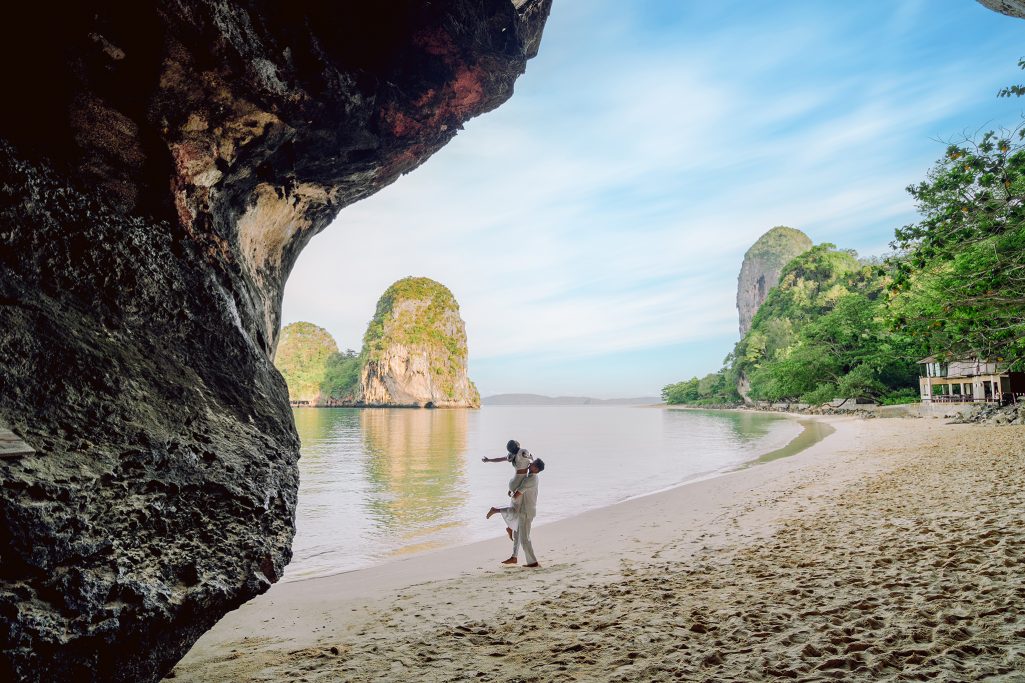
[171,416,1025,682]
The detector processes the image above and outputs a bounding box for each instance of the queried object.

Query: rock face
[736,226,813,336]
[978,0,1025,19]
[0,2,549,681]
[360,277,481,408]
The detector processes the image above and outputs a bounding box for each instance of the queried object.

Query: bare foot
[501,557,517,565]
[524,562,541,568]
[506,527,513,540]
[486,507,500,519]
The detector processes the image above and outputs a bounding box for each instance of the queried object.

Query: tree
[732,244,918,404]
[889,120,1025,368]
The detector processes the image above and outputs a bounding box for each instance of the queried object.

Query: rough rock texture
[273,322,340,403]
[978,0,1025,19]
[359,277,480,408]
[952,401,1025,425]
[0,2,548,681]
[736,226,812,336]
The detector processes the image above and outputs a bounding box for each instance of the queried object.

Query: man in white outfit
[502,458,545,568]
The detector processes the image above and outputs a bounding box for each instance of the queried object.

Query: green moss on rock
[360,277,479,407]
[737,226,813,335]
[274,322,360,404]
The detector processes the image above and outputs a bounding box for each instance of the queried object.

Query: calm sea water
[285,406,801,581]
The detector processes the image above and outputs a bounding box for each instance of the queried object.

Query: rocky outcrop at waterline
[0,2,549,681]
[360,277,480,408]
[736,226,812,336]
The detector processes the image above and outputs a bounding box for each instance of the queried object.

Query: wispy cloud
[283,0,1025,395]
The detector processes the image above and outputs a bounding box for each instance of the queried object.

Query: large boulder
[736,226,812,336]
[360,277,481,408]
[0,2,549,681]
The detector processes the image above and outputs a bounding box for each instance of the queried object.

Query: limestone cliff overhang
[0,2,551,681]
[978,0,1025,19]
[1,0,552,355]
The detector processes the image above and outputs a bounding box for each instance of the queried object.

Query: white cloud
[281,1,1025,394]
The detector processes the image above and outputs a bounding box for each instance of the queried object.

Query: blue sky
[281,0,1025,398]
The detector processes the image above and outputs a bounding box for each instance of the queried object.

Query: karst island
[276,277,480,408]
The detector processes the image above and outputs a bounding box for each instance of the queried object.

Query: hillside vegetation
[274,322,360,403]
[734,245,919,404]
[665,65,1025,408]
[664,244,920,407]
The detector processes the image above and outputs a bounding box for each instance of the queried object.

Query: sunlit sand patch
[170,422,1025,682]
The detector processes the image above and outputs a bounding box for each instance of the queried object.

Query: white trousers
[512,514,536,565]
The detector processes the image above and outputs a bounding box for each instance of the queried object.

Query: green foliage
[879,388,921,405]
[732,245,918,404]
[361,277,471,399]
[997,58,1025,98]
[275,322,340,402]
[321,349,361,401]
[888,120,1025,369]
[275,323,363,403]
[662,371,740,405]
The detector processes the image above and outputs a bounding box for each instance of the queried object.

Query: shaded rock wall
[0,2,549,681]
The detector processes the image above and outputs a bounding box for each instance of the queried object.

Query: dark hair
[506,439,520,454]
[533,458,545,472]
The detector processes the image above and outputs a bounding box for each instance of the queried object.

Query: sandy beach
[170,415,1025,681]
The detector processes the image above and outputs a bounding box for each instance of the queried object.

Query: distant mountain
[483,393,660,406]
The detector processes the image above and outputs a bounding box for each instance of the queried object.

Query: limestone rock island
[275,323,362,405]
[275,322,338,404]
[736,226,813,335]
[360,277,480,408]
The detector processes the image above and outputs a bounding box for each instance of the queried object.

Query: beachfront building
[918,357,1025,404]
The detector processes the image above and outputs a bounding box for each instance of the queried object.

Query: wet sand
[171,416,1025,681]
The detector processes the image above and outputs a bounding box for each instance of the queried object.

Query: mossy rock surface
[737,226,813,335]
[274,323,337,403]
[360,277,479,407]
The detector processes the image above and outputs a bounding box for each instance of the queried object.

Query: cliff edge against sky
[0,2,549,680]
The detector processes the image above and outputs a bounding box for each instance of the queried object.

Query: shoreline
[285,405,821,584]
[173,417,1025,681]
[618,410,829,504]
[173,414,853,674]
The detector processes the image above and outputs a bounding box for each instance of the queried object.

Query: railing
[927,395,997,403]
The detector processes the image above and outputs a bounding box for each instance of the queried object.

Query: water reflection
[287,406,807,580]
[292,406,347,445]
[662,408,776,442]
[360,409,470,542]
